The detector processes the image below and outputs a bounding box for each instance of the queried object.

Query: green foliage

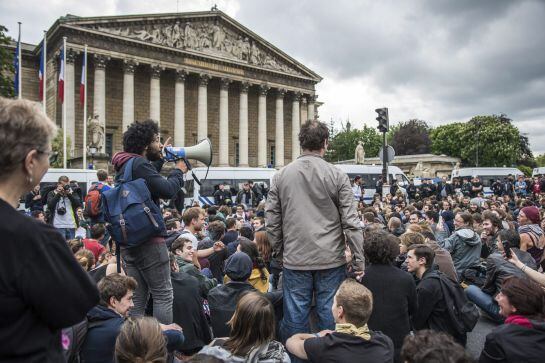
[389,119,431,155]
[536,154,545,167]
[430,122,466,159]
[517,165,533,177]
[0,25,15,98]
[51,129,71,168]
[460,115,521,167]
[325,124,382,162]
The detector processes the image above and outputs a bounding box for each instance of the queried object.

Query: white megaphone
[163,138,213,167]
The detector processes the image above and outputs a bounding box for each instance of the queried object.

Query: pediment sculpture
[91,21,303,76]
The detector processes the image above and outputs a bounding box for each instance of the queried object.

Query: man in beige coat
[266,120,365,353]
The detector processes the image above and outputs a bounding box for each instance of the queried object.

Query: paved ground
[466,312,499,359]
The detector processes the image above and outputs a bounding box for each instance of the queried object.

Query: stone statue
[212,22,225,49]
[250,42,261,64]
[184,22,198,49]
[88,114,105,154]
[413,161,424,177]
[354,141,365,164]
[453,161,460,172]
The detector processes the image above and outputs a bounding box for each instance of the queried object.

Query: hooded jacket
[480,317,545,363]
[81,305,124,363]
[437,227,481,280]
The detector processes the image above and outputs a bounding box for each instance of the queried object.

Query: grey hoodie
[437,227,481,280]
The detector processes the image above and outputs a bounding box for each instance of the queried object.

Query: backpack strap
[121,158,136,183]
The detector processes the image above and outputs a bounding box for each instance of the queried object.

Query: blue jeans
[281,265,346,343]
[58,228,75,241]
[466,285,503,322]
[121,242,173,324]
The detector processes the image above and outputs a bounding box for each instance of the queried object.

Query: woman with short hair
[0,98,99,361]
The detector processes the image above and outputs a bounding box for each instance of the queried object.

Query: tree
[389,119,431,155]
[535,154,545,167]
[0,25,15,98]
[460,115,521,167]
[517,133,536,168]
[430,122,466,159]
[51,129,71,168]
[325,124,382,162]
[517,165,533,177]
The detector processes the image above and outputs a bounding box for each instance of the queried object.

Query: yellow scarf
[335,323,371,340]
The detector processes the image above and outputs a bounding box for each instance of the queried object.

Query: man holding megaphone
[110,120,189,325]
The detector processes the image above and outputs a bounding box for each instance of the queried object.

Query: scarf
[505,315,533,329]
[335,323,371,340]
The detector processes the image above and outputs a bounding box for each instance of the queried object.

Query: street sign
[379,145,395,163]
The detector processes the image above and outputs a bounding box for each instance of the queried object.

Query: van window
[199,179,235,196]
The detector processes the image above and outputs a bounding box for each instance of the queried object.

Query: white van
[20,168,99,211]
[451,167,523,196]
[335,164,410,202]
[185,167,277,206]
[532,167,545,177]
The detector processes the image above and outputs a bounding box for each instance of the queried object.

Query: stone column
[258,84,269,167]
[93,54,108,154]
[149,64,162,125]
[291,92,301,160]
[65,49,76,156]
[174,69,186,147]
[301,96,308,125]
[307,94,316,121]
[238,82,250,167]
[197,74,210,141]
[122,60,136,132]
[275,89,285,168]
[219,78,231,166]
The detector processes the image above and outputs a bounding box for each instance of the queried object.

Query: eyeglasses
[37,150,59,164]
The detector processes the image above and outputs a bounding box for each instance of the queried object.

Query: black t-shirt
[0,198,99,362]
[303,331,394,363]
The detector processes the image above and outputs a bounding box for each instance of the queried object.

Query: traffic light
[375,108,389,132]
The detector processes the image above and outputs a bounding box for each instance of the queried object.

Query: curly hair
[401,330,471,363]
[363,231,400,265]
[122,120,159,155]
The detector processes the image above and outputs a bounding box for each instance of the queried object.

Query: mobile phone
[502,241,512,258]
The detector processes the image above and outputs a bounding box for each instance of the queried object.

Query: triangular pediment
[64,11,320,81]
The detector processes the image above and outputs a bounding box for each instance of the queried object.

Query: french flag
[58,46,64,103]
[39,47,44,100]
[79,51,85,106]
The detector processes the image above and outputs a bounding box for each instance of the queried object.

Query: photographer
[47,175,82,240]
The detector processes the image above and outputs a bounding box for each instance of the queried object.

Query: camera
[57,206,66,215]
[63,184,71,192]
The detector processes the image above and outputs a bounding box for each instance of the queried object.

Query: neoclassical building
[9,9,322,167]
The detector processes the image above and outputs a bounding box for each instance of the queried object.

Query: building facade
[9,10,322,168]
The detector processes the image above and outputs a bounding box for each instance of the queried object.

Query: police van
[335,164,410,202]
[185,167,277,206]
[532,167,545,177]
[451,167,523,196]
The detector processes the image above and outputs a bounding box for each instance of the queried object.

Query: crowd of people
[2,97,545,363]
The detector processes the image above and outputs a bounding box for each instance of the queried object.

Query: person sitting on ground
[75,248,96,272]
[89,251,124,283]
[420,230,458,282]
[170,253,212,356]
[388,216,405,237]
[396,232,426,270]
[197,220,229,282]
[82,273,185,363]
[480,276,545,363]
[436,212,481,280]
[401,330,472,363]
[255,230,272,272]
[480,211,503,259]
[286,278,394,363]
[517,206,545,270]
[406,244,467,346]
[232,237,270,293]
[227,224,254,256]
[223,217,239,245]
[208,252,283,338]
[361,231,416,362]
[82,223,107,261]
[466,229,536,323]
[171,237,218,297]
[199,291,290,362]
[115,316,168,363]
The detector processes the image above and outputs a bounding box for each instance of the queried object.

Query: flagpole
[42,30,47,114]
[62,36,67,169]
[83,45,88,169]
[17,22,22,99]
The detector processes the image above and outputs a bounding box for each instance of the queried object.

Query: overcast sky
[2,0,544,153]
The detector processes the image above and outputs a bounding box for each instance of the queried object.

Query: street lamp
[89,146,97,170]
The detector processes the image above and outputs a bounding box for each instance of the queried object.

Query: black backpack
[62,319,105,363]
[428,272,480,334]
